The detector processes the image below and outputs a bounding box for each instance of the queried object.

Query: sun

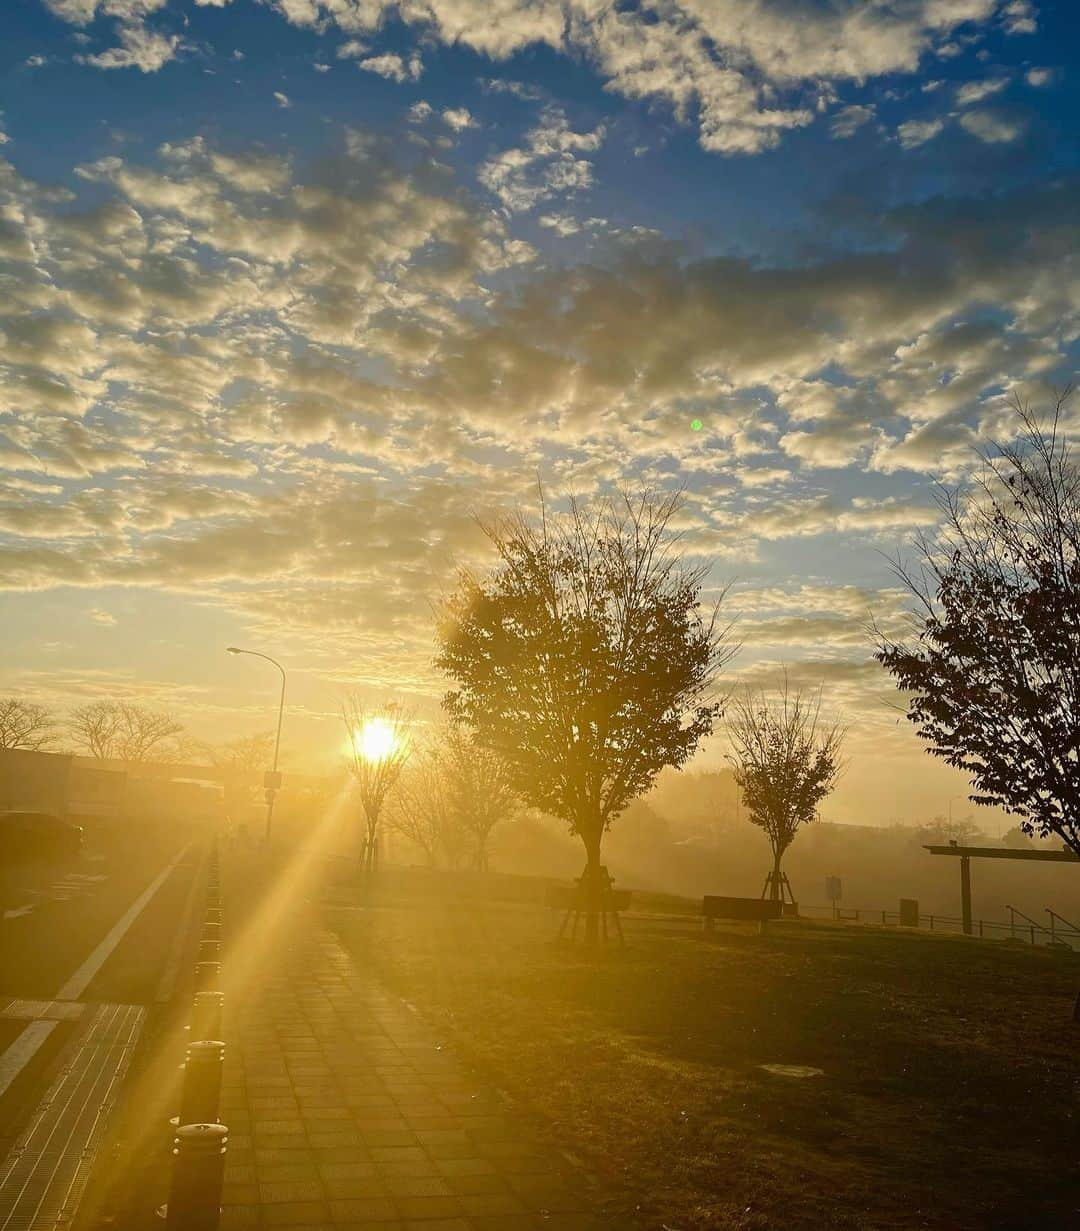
[352,716,399,763]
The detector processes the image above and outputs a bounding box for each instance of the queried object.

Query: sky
[0,1,1077,822]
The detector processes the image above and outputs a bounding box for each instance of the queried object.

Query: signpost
[826,876,842,919]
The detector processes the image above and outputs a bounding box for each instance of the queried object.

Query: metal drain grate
[0,1002,145,1230]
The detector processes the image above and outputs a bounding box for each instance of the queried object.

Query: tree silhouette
[342,698,411,874]
[436,487,735,939]
[0,698,56,751]
[728,681,844,903]
[69,700,183,762]
[444,725,520,871]
[388,742,460,867]
[877,393,1080,856]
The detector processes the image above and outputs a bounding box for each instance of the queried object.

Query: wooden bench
[702,895,785,933]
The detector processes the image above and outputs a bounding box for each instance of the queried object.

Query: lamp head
[226,646,242,655]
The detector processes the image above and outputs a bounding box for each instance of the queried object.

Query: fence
[798,902,1080,949]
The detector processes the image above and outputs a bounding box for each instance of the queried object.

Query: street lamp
[226,646,286,844]
[947,793,968,832]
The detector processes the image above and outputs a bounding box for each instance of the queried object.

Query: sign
[825,876,842,902]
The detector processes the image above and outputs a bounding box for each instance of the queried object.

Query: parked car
[0,811,84,861]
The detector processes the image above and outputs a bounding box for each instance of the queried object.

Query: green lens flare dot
[690,418,703,432]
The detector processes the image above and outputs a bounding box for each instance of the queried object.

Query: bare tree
[69,700,184,762]
[342,698,411,873]
[205,731,275,772]
[0,698,57,750]
[388,744,460,866]
[876,392,1080,856]
[436,487,735,939]
[728,681,844,904]
[444,725,520,871]
[204,731,276,824]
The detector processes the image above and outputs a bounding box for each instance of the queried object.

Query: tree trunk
[770,849,783,901]
[581,828,603,943]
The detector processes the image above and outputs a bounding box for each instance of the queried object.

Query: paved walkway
[220,924,616,1231]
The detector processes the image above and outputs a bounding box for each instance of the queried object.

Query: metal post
[194,962,221,993]
[190,992,224,1043]
[177,1041,226,1127]
[960,856,972,936]
[166,1123,228,1231]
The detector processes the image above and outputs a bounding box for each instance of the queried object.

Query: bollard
[194,961,221,993]
[198,940,221,964]
[165,1123,228,1231]
[189,991,224,1042]
[177,1041,226,1126]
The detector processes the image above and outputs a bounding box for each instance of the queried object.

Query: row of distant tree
[0,697,272,771]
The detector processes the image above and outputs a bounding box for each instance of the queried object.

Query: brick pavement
[219,924,624,1231]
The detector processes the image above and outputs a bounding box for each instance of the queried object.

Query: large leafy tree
[728,681,844,903]
[877,394,1080,856]
[436,488,735,938]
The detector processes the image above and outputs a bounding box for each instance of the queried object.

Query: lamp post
[226,647,286,844]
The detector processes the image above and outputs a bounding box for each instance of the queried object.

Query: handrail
[1046,908,1080,947]
[1005,904,1046,929]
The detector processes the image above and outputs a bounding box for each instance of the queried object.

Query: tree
[876,393,1080,856]
[444,725,520,871]
[342,699,411,873]
[0,698,56,750]
[1003,825,1033,849]
[436,487,735,939]
[69,700,183,761]
[728,681,844,903]
[205,731,275,772]
[205,732,276,824]
[388,743,459,867]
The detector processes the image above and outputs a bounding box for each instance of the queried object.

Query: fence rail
[798,902,1080,948]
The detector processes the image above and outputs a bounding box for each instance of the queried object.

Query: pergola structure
[924,842,1080,935]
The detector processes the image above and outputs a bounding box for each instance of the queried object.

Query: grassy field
[332,889,1080,1231]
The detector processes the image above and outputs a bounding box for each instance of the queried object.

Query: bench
[702,895,787,933]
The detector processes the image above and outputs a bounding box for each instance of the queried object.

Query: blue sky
[1,1,1077,818]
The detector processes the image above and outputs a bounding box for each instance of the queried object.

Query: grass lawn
[332,889,1080,1230]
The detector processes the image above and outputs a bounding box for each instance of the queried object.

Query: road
[0,822,203,1168]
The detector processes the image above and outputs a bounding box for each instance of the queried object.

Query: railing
[799,901,1080,948]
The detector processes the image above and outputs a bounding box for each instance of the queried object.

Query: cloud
[357,53,422,83]
[478,107,604,211]
[958,108,1025,143]
[273,90,291,107]
[1024,66,1055,87]
[538,214,580,237]
[1001,1,1037,35]
[261,0,1006,157]
[830,104,875,140]
[955,77,1008,106]
[897,116,945,148]
[441,107,476,131]
[77,23,182,73]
